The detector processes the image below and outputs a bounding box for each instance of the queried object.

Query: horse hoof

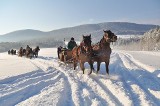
[88,71,92,75]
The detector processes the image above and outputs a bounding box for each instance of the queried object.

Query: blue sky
[0,0,160,35]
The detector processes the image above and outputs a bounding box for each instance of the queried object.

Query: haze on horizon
[0,0,160,35]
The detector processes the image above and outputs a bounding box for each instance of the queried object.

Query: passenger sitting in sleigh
[67,37,77,50]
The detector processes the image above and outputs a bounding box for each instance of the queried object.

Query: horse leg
[80,61,85,74]
[88,61,93,75]
[35,52,37,58]
[105,61,109,75]
[73,59,77,70]
[57,50,60,59]
[97,61,101,74]
[91,61,95,71]
[36,53,38,58]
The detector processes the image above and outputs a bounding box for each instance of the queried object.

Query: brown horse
[18,47,23,57]
[26,47,33,59]
[23,49,26,56]
[92,30,117,75]
[72,34,93,74]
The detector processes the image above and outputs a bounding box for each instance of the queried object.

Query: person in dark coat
[67,37,77,50]
[26,45,30,50]
[8,50,11,54]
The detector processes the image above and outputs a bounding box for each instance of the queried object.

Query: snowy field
[0,48,160,106]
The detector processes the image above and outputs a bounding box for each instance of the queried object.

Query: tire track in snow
[47,58,109,106]
[0,72,62,106]
[124,53,160,85]
[0,57,73,106]
[79,74,119,106]
[30,59,75,106]
[73,71,109,106]
[54,58,120,106]
[0,70,59,95]
[90,74,125,106]
[109,54,141,106]
[0,70,44,85]
[17,78,73,106]
[53,61,85,106]
[117,52,160,105]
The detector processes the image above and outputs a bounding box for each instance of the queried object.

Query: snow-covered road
[0,48,160,106]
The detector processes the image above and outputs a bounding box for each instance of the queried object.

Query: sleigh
[57,47,73,63]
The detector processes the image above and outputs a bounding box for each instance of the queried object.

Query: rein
[80,45,92,55]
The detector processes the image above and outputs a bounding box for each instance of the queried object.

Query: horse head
[83,34,92,46]
[82,34,92,53]
[36,46,40,51]
[103,30,117,42]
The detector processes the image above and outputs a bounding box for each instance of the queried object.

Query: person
[67,37,77,50]
[26,45,30,50]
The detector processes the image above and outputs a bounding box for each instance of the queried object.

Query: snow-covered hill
[0,48,160,106]
[0,22,157,42]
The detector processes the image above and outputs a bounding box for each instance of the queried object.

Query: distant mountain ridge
[0,22,158,42]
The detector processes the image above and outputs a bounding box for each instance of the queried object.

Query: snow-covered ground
[0,48,160,106]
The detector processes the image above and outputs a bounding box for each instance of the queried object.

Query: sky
[0,0,160,35]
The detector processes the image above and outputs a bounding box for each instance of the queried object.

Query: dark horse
[92,30,117,75]
[72,34,93,74]
[23,49,26,56]
[10,49,16,55]
[57,46,62,59]
[33,46,40,58]
[8,50,11,54]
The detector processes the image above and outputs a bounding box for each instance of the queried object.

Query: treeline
[115,27,160,51]
[141,27,160,50]
[0,38,63,53]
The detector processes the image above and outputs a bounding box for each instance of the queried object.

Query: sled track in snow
[30,57,126,106]
[0,51,160,106]
[0,58,74,106]
[117,52,160,105]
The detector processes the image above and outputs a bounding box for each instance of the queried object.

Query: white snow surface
[0,48,160,106]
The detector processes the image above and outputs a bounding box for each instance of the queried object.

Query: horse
[10,49,14,55]
[18,47,23,57]
[13,50,16,55]
[23,49,26,56]
[33,46,40,58]
[72,34,94,74]
[57,46,62,59]
[92,30,117,75]
[26,47,33,59]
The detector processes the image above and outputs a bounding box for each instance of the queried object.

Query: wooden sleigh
[57,47,73,63]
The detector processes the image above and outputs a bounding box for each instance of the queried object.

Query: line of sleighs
[57,30,117,75]
[8,45,40,59]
